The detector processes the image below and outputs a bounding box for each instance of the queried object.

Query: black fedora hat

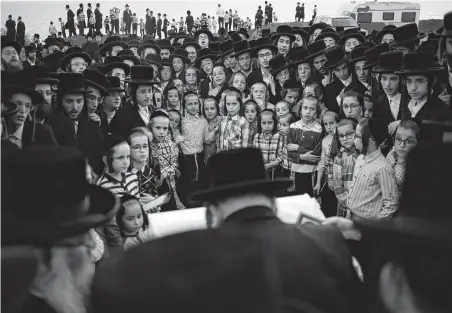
[392,23,425,47]
[283,79,300,90]
[3,73,43,105]
[106,76,125,92]
[144,53,163,70]
[355,142,452,244]
[231,40,252,58]
[57,72,93,94]
[101,56,131,76]
[209,41,222,55]
[194,48,218,68]
[324,46,350,69]
[194,28,214,41]
[117,49,141,66]
[169,48,190,63]
[291,27,309,44]
[270,25,296,41]
[157,39,175,52]
[252,37,278,57]
[395,51,443,75]
[375,24,397,44]
[362,43,391,70]
[1,36,21,54]
[348,46,368,64]
[21,65,60,85]
[128,40,140,48]
[44,36,59,48]
[339,29,366,46]
[189,148,292,203]
[42,50,65,72]
[24,44,37,54]
[2,99,18,116]
[437,11,452,37]
[305,40,330,61]
[308,22,328,36]
[285,46,306,63]
[100,36,129,56]
[289,47,310,67]
[372,51,404,73]
[315,27,341,42]
[220,40,234,57]
[229,32,243,43]
[126,65,159,85]
[270,55,289,75]
[60,46,92,71]
[238,27,250,39]
[83,69,109,96]
[137,42,161,57]
[181,37,201,50]
[261,29,271,38]
[1,146,119,246]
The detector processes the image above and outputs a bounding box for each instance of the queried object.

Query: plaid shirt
[332,148,359,216]
[386,147,406,200]
[253,132,284,165]
[150,138,179,182]
[317,134,334,187]
[217,115,252,152]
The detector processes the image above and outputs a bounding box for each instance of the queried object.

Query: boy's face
[394,127,418,159]
[168,112,180,130]
[184,95,199,116]
[405,74,429,100]
[111,143,131,174]
[301,99,317,122]
[333,62,349,81]
[322,114,337,135]
[278,118,290,135]
[342,96,362,120]
[151,116,170,141]
[380,73,400,97]
[364,100,373,119]
[284,89,299,105]
[130,135,149,163]
[275,102,289,116]
[337,124,355,150]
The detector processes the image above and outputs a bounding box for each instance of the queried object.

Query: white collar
[340,75,352,87]
[11,123,24,140]
[387,93,401,103]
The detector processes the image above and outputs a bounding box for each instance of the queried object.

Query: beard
[29,245,95,313]
[3,58,24,73]
[36,102,53,120]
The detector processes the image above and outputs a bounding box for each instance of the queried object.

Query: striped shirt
[332,148,359,216]
[217,115,252,152]
[347,149,399,220]
[253,132,284,165]
[97,172,140,197]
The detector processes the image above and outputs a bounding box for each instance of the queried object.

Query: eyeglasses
[131,144,149,151]
[404,79,428,86]
[394,136,417,146]
[338,132,355,140]
[342,104,360,110]
[71,62,88,67]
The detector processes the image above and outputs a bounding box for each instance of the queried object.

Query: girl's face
[167,89,180,106]
[244,104,257,123]
[172,57,184,72]
[130,135,149,163]
[276,68,290,85]
[277,36,291,55]
[394,127,418,159]
[154,92,162,108]
[168,112,181,130]
[275,102,289,116]
[297,63,311,83]
[342,96,362,120]
[185,68,197,86]
[278,118,291,136]
[151,116,170,141]
[260,112,274,134]
[184,94,199,116]
[337,124,356,150]
[111,143,131,174]
[284,90,299,105]
[136,85,153,107]
[363,100,374,119]
[301,99,317,123]
[212,66,226,86]
[232,74,246,93]
[204,100,218,120]
[323,114,337,135]
[226,95,241,116]
[345,38,360,52]
[354,125,363,152]
[121,199,144,235]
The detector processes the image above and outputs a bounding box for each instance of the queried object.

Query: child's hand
[388,120,401,136]
[175,168,182,178]
[286,143,299,152]
[140,193,156,204]
[313,182,321,195]
[301,152,321,163]
[287,185,295,193]
[175,136,185,145]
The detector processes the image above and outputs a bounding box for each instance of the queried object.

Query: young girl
[242,99,260,138]
[116,195,154,250]
[229,72,248,100]
[287,96,323,196]
[168,109,184,145]
[164,86,182,112]
[363,95,374,119]
[386,119,419,200]
[341,90,363,121]
[275,100,290,117]
[97,134,140,198]
[217,89,252,151]
[203,96,222,163]
[332,118,360,217]
[253,109,284,179]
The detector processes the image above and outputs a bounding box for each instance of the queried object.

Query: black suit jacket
[223,206,364,313]
[23,59,42,68]
[374,93,408,125]
[246,69,263,88]
[402,95,452,123]
[109,106,147,139]
[323,78,344,114]
[22,120,57,147]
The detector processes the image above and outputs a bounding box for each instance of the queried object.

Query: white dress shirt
[138,105,150,125]
[408,97,428,118]
[387,93,401,119]
[8,123,24,148]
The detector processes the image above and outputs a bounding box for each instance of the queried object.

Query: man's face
[333,62,349,81]
[185,46,197,63]
[237,52,251,71]
[161,65,172,81]
[380,73,400,97]
[284,89,299,105]
[172,57,184,72]
[2,46,19,63]
[87,37,93,43]
[85,86,102,114]
[354,60,369,83]
[95,36,102,44]
[313,54,327,76]
[344,38,360,53]
[110,45,123,56]
[160,48,171,59]
[70,57,87,73]
[277,36,291,55]
[35,83,53,117]
[48,45,59,54]
[405,74,429,100]
[10,93,32,126]
[62,93,84,120]
[257,48,272,68]
[224,53,238,69]
[28,51,36,61]
[323,37,336,48]
[198,34,210,49]
[104,92,121,110]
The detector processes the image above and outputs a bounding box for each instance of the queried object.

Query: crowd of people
[2,2,452,313]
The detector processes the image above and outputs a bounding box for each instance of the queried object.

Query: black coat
[22,120,58,147]
[23,59,42,68]
[95,8,103,29]
[246,69,263,87]
[402,94,452,123]
[223,206,364,313]
[373,93,408,125]
[123,9,132,23]
[109,106,147,139]
[17,21,25,35]
[323,78,344,114]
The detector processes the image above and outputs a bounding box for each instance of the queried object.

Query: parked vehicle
[313,16,367,34]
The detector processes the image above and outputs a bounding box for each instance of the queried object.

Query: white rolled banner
[148,195,324,238]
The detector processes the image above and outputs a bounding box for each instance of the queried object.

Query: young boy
[275,100,290,117]
[287,96,323,196]
[104,16,110,35]
[49,21,58,37]
[132,13,138,35]
[139,19,145,37]
[349,118,398,219]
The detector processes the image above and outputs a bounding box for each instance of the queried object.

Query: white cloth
[74,120,78,134]
[388,93,401,120]
[408,97,427,118]
[106,111,116,125]
[138,105,150,125]
[8,124,24,148]
[216,7,225,18]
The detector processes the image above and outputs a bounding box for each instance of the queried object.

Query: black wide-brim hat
[2,99,19,116]
[1,146,120,246]
[137,43,161,56]
[270,25,296,41]
[231,40,253,58]
[375,25,397,43]
[99,40,129,56]
[289,49,311,68]
[339,32,366,46]
[362,43,390,70]
[391,23,426,47]
[188,148,292,204]
[21,65,60,86]
[83,69,109,96]
[308,22,328,36]
[395,51,443,75]
[106,76,126,93]
[270,55,290,75]
[143,54,163,70]
[57,72,93,94]
[169,48,190,63]
[194,28,214,41]
[125,65,159,85]
[100,62,131,76]
[252,38,278,56]
[304,40,331,61]
[182,39,201,51]
[348,46,368,64]
[3,85,43,105]
[194,48,218,68]
[437,11,452,37]
[60,52,92,71]
[291,27,309,43]
[1,37,21,54]
[324,46,350,69]
[373,51,404,73]
[315,27,341,42]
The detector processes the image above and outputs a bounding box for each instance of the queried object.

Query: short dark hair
[96,3,100,7]
[8,15,12,18]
